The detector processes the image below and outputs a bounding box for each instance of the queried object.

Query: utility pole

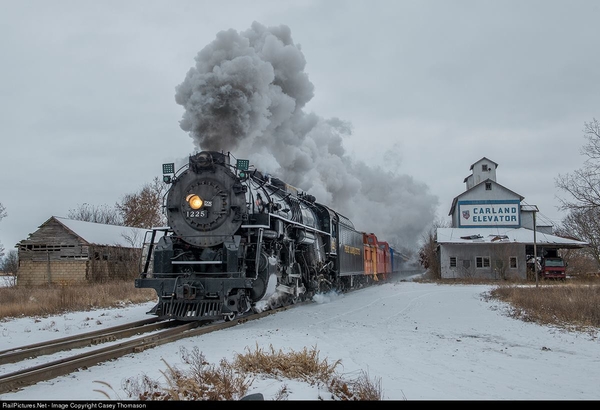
[533,209,538,288]
[523,204,540,287]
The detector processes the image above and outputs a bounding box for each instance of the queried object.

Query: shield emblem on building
[462,210,470,220]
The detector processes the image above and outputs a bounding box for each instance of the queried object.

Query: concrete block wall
[17,260,88,286]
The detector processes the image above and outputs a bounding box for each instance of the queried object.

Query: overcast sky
[1,0,599,254]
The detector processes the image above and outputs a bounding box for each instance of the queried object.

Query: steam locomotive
[135,150,402,322]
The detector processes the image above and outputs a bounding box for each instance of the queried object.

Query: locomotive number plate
[186,210,207,218]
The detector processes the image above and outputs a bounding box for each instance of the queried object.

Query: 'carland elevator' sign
[457,200,520,228]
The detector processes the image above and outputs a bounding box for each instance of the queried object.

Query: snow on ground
[0,278,599,401]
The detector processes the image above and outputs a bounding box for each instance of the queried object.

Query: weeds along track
[0,304,300,394]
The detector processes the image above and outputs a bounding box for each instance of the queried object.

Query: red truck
[540,256,567,280]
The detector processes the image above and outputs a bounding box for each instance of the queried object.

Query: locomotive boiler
[135,150,395,322]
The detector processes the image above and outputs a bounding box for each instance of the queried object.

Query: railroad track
[0,304,299,394]
[0,317,168,365]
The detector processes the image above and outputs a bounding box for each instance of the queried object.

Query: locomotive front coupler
[175,283,202,300]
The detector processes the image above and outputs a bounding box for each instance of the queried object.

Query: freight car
[135,150,401,321]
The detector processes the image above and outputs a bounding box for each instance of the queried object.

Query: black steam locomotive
[135,150,397,322]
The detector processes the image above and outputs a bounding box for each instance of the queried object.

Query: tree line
[65,177,167,228]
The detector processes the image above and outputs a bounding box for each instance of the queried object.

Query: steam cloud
[175,21,438,252]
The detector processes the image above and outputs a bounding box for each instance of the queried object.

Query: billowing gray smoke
[175,21,438,253]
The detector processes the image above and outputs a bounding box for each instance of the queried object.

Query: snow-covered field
[1,279,599,401]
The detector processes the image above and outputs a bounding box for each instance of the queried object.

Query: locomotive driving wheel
[317,274,333,294]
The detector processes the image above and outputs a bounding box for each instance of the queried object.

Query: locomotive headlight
[186,194,204,210]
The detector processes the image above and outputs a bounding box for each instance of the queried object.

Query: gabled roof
[449,179,524,216]
[30,216,151,248]
[437,227,588,249]
[469,157,498,170]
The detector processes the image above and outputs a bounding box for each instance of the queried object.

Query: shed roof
[437,227,588,249]
[25,216,152,248]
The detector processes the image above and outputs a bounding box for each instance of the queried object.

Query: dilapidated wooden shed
[17,216,151,286]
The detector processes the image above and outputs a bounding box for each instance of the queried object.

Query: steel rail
[0,317,171,365]
[0,302,303,394]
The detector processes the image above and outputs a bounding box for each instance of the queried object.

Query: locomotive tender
[135,150,401,322]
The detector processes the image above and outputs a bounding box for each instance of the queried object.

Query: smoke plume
[175,21,438,252]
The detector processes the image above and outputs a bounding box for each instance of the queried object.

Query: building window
[510,257,517,269]
[450,257,457,267]
[485,182,492,190]
[482,164,488,172]
[476,256,490,268]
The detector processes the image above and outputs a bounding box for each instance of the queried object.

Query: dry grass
[0,280,156,319]
[233,343,340,382]
[118,349,252,401]
[413,274,600,332]
[488,282,600,331]
[111,345,383,401]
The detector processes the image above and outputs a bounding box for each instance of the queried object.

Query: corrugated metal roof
[54,217,152,248]
[437,227,588,248]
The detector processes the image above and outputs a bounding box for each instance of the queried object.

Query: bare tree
[457,259,476,279]
[556,208,600,269]
[561,248,598,276]
[68,203,123,225]
[116,177,166,229]
[554,118,600,274]
[0,202,7,259]
[578,118,600,161]
[418,219,450,279]
[121,228,145,248]
[1,249,18,276]
[490,242,520,280]
[555,118,600,211]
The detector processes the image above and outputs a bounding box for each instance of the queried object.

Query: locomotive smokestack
[189,151,231,174]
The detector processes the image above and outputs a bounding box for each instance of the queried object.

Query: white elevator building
[437,157,587,280]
